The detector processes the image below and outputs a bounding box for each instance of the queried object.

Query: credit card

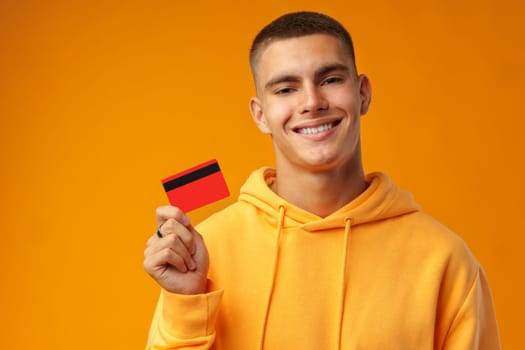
[161,159,230,212]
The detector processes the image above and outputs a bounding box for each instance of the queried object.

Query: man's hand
[144,206,209,295]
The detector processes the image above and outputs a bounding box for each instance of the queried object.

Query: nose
[301,85,328,114]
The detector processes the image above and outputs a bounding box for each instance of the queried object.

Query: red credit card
[161,159,230,213]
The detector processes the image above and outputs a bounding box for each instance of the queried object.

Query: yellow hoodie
[146,168,500,349]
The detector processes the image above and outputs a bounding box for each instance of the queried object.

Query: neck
[272,158,367,218]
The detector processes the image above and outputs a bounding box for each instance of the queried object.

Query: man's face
[249,34,371,173]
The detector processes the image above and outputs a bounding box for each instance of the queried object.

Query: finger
[156,206,190,227]
[144,247,189,273]
[147,232,158,247]
[160,218,196,255]
[188,226,209,271]
[146,231,196,271]
[144,232,160,257]
[163,234,197,271]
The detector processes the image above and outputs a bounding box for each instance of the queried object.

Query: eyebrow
[264,63,351,91]
[264,75,301,91]
[316,63,350,78]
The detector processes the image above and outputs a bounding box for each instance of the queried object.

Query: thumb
[189,226,210,272]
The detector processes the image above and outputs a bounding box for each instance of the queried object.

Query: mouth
[294,120,342,135]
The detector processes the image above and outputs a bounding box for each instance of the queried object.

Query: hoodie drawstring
[259,205,286,350]
[337,217,353,350]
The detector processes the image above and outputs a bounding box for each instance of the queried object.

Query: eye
[322,76,343,85]
[275,87,295,95]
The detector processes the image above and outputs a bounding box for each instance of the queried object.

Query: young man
[144,12,500,349]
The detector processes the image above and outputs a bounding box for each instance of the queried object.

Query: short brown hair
[249,11,357,76]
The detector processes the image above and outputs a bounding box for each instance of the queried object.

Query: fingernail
[181,214,190,226]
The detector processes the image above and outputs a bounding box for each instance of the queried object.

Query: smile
[295,120,340,135]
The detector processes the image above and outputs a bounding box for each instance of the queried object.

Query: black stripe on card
[163,162,221,192]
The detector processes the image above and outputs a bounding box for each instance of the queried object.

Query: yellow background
[1,0,523,348]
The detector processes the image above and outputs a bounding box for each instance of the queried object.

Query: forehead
[254,34,353,81]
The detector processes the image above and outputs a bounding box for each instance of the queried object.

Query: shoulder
[401,211,480,282]
[376,210,481,286]
[398,211,474,252]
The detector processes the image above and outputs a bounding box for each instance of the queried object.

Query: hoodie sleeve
[441,267,500,349]
[145,287,223,350]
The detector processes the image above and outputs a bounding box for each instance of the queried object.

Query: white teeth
[298,122,334,135]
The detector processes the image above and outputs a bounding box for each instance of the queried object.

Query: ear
[357,74,372,115]
[249,97,271,134]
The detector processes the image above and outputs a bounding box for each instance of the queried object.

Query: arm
[441,267,500,349]
[144,206,222,349]
[145,288,223,350]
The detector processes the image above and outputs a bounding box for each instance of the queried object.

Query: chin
[301,157,342,172]
[304,152,359,172]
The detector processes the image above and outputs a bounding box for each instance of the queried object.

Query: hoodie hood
[238,167,420,231]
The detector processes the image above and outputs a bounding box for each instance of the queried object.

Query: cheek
[332,91,360,113]
[337,98,361,119]
[264,99,295,127]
